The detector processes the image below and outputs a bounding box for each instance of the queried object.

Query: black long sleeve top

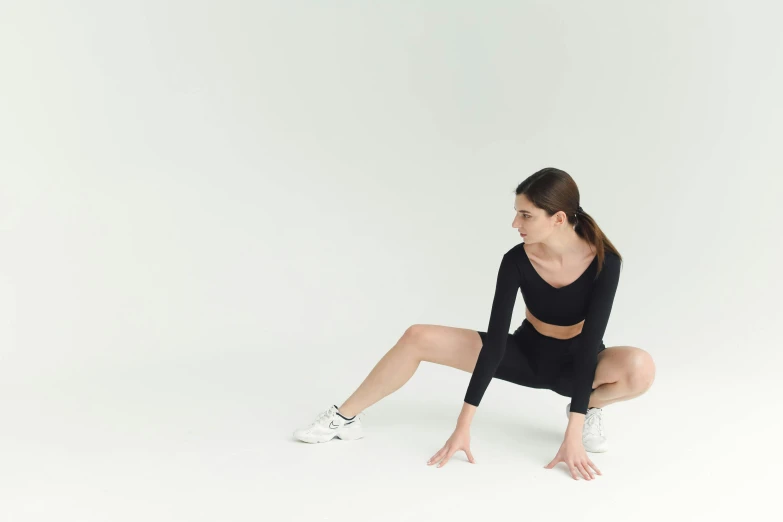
[463,242,621,415]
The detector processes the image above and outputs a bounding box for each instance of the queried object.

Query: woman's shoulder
[602,249,621,264]
[504,242,529,262]
[598,249,622,279]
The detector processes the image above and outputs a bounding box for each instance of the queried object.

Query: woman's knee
[627,348,656,391]
[398,324,427,355]
[399,324,458,362]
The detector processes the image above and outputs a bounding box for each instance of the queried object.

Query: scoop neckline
[521,242,597,291]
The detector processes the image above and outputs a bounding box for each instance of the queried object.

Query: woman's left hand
[544,438,602,480]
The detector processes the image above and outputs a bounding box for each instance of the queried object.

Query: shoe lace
[584,408,604,437]
[308,407,336,428]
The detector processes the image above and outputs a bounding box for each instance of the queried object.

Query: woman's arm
[567,254,622,426]
[463,252,522,412]
[457,402,477,430]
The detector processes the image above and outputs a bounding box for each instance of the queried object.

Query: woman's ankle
[335,404,357,419]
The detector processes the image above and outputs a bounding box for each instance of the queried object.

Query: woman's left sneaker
[565,402,609,453]
[293,404,365,443]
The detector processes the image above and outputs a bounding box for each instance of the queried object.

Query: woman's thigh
[406,323,533,376]
[488,325,570,391]
[549,343,608,398]
[403,323,483,373]
[407,322,570,391]
[593,345,655,387]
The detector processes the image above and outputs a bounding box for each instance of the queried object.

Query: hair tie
[576,205,583,216]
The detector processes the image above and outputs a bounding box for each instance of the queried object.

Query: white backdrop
[1,1,779,521]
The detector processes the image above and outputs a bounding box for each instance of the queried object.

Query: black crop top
[464,242,621,415]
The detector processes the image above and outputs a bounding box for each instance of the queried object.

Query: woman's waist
[522,308,584,340]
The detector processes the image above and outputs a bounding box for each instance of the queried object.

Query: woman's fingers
[429,444,475,467]
[437,449,454,468]
[427,447,444,465]
[466,448,476,464]
[576,462,593,480]
[427,447,446,466]
[544,446,601,480]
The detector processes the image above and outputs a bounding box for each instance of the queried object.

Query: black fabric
[464,242,620,414]
[473,319,606,399]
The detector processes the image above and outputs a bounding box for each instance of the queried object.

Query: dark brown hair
[515,167,622,278]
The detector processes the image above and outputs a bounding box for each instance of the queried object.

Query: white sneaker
[565,402,609,453]
[293,404,365,444]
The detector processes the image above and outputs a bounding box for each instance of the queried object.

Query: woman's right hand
[427,427,476,468]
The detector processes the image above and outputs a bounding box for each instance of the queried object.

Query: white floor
[0,347,774,522]
[3,0,781,519]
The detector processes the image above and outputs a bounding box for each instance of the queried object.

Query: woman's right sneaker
[293,404,365,443]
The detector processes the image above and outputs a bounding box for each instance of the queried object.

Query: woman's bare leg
[587,346,656,409]
[337,324,484,418]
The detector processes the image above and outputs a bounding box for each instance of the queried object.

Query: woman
[293,167,656,481]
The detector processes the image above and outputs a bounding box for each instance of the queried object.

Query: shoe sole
[294,427,364,444]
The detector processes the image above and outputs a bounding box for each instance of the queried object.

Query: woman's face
[512,193,551,242]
